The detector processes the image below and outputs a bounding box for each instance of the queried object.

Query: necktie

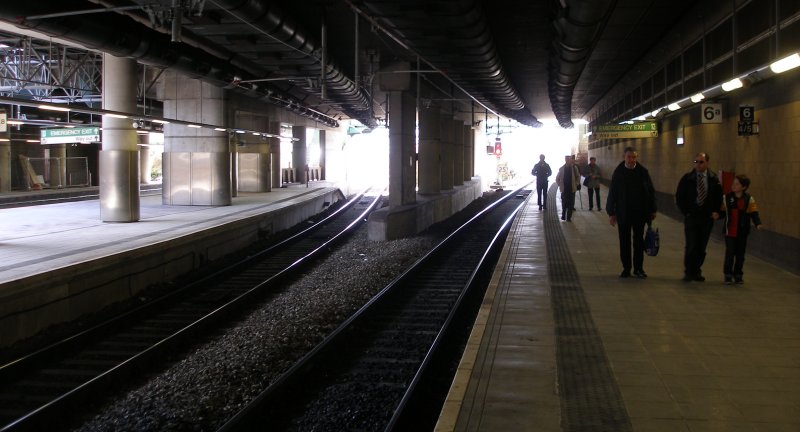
[697,173,706,205]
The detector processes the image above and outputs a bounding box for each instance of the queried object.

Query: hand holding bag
[645,221,659,256]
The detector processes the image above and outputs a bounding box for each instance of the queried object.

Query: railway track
[0,189,383,432]
[220,187,531,431]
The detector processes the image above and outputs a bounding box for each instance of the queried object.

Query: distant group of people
[532,148,763,284]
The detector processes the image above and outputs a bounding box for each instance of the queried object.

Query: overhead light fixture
[770,53,800,73]
[721,78,743,91]
[252,132,260,136]
[0,138,9,142]
[634,116,646,121]
[105,113,128,119]
[8,120,23,125]
[38,104,70,112]
[214,127,226,132]
[690,93,705,103]
[651,109,661,117]
[26,139,40,143]
[152,119,170,124]
[187,124,201,128]
[235,130,245,134]
[668,103,681,111]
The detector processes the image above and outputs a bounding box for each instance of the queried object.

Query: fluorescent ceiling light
[651,109,661,117]
[187,124,201,128]
[152,119,170,124]
[0,138,9,142]
[8,120,23,125]
[235,130,245,134]
[214,127,226,131]
[668,103,681,111]
[634,116,646,121]
[721,78,743,91]
[38,104,70,112]
[26,139,40,142]
[690,93,705,103]
[770,53,800,73]
[105,113,128,119]
[252,132,260,136]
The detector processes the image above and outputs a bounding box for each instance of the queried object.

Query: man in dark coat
[675,152,723,281]
[606,147,657,278]
[532,154,552,210]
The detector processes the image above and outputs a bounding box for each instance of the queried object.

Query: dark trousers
[683,215,714,276]
[536,181,548,207]
[724,235,748,277]
[561,191,575,220]
[588,187,601,209]
[618,220,646,272]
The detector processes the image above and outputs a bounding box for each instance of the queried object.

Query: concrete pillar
[101,53,140,222]
[463,124,474,181]
[292,126,308,184]
[318,129,326,180]
[161,70,231,206]
[388,90,417,207]
[0,140,9,192]
[269,121,281,188]
[440,115,454,191]
[49,144,66,188]
[138,137,151,184]
[452,119,464,186]
[418,106,441,195]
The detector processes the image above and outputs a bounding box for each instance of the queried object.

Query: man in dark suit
[675,152,723,282]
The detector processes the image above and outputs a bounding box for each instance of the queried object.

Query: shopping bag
[644,222,659,256]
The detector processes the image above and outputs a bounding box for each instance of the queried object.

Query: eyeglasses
[693,160,706,164]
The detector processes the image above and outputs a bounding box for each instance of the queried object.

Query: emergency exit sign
[40,127,100,144]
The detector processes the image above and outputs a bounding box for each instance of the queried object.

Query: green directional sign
[593,122,658,139]
[40,127,100,144]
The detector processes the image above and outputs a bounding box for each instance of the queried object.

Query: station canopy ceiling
[0,0,701,129]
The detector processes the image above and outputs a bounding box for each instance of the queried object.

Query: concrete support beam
[269,121,281,189]
[0,141,9,192]
[101,53,140,222]
[440,115,454,191]
[235,111,271,192]
[388,90,417,207]
[418,106,441,195]
[318,129,326,180]
[292,126,308,184]
[463,124,474,181]
[453,119,464,187]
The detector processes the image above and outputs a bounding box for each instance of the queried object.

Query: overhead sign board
[40,127,100,144]
[593,122,658,139]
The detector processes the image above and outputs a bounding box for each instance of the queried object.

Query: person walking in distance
[532,154,552,210]
[555,154,580,222]
[606,147,657,278]
[583,156,602,211]
[675,152,723,282]
[719,174,763,284]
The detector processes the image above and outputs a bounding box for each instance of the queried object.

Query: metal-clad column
[161,70,231,206]
[101,53,140,222]
[418,105,441,195]
[318,129,326,180]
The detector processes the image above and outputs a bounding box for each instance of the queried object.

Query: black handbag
[645,222,659,256]
[583,176,590,187]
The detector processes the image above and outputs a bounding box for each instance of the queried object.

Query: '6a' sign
[701,104,722,123]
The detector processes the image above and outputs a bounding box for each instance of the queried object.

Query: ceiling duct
[357,0,541,127]
[0,1,344,127]
[548,0,615,128]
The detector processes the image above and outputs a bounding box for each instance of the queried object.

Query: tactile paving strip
[544,186,632,431]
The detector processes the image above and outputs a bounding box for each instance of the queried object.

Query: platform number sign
[737,105,758,136]
[0,111,6,133]
[701,104,722,123]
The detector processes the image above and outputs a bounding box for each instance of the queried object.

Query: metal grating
[544,186,632,432]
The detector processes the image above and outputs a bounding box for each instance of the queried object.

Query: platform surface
[438,184,800,432]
